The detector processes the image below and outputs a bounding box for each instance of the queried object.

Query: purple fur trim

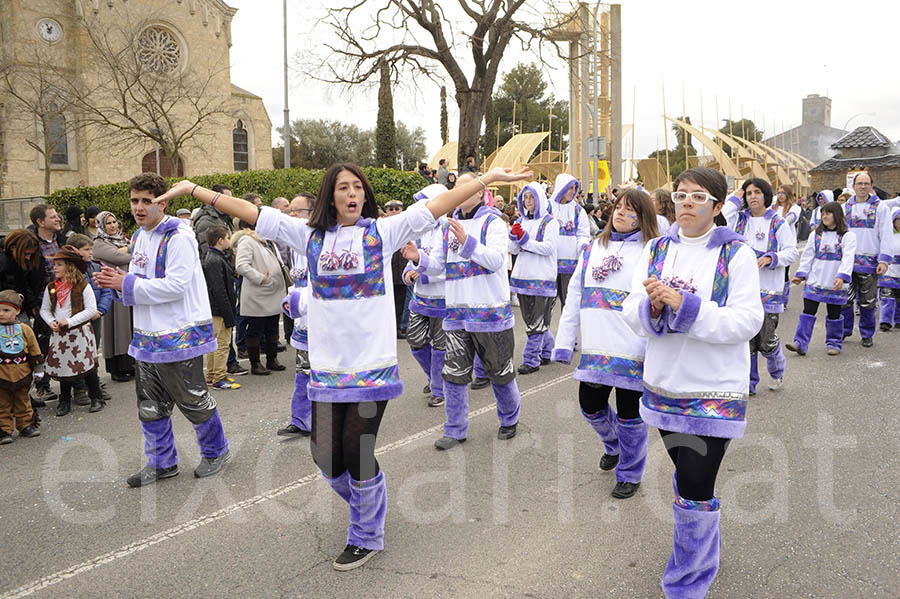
[878,253,892,265]
[707,226,744,248]
[639,297,667,337]
[307,382,404,403]
[573,369,644,391]
[122,273,137,306]
[141,418,178,469]
[509,282,557,297]
[664,222,682,242]
[419,274,430,285]
[726,194,742,212]
[794,271,807,279]
[551,348,574,364]
[517,230,531,246]
[347,471,386,551]
[323,470,351,503]
[415,251,431,273]
[458,234,478,259]
[762,251,778,268]
[763,302,785,314]
[192,409,229,459]
[669,292,701,332]
[409,301,446,319]
[837,273,851,282]
[288,291,302,319]
[639,405,746,439]
[128,340,216,363]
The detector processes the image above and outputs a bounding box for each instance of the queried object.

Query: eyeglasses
[672,191,717,204]
[289,208,310,216]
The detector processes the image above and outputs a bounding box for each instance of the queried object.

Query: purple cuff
[794,271,807,280]
[284,291,302,318]
[517,230,531,246]
[726,195,742,211]
[551,348,574,364]
[639,405,746,439]
[402,264,416,287]
[837,273,851,283]
[762,252,779,269]
[128,340,217,363]
[415,252,431,273]
[639,297,666,337]
[878,254,892,265]
[458,234,478,259]
[668,291,701,332]
[419,274,430,285]
[122,273,137,306]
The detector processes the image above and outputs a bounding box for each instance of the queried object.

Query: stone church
[0,0,273,198]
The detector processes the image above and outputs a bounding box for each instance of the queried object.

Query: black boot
[89,396,105,413]
[247,338,269,375]
[265,340,286,371]
[56,397,71,417]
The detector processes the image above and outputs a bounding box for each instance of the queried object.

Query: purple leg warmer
[793,313,816,354]
[842,304,855,337]
[442,381,470,440]
[410,345,432,380]
[762,341,786,379]
[142,417,178,469]
[615,416,648,484]
[192,409,229,459]
[749,352,759,394]
[491,380,521,428]
[348,471,387,551]
[540,330,555,359]
[581,407,619,457]
[430,349,445,399]
[522,334,542,368]
[661,498,722,599]
[782,280,790,308]
[859,307,877,338]
[324,470,351,504]
[880,296,896,327]
[473,354,486,380]
[290,372,311,431]
[825,318,843,352]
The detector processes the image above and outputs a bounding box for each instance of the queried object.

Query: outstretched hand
[153,179,195,205]
[486,167,533,184]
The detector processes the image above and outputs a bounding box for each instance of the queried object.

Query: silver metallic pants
[519,294,556,336]
[136,358,218,424]
[406,312,447,351]
[296,348,310,376]
[749,312,780,354]
[443,328,516,386]
[847,272,877,309]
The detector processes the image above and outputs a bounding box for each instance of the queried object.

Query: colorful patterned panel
[411,294,446,311]
[510,278,557,293]
[853,254,877,269]
[308,225,386,300]
[643,388,747,421]
[577,354,643,380]
[131,323,216,354]
[802,284,849,303]
[445,304,514,324]
[557,258,578,274]
[760,291,784,305]
[310,364,400,388]
[581,287,629,311]
[446,260,493,280]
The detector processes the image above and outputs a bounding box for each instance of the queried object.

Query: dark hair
[599,188,659,247]
[816,201,848,237]
[67,233,93,249]
[129,173,168,198]
[3,230,41,270]
[308,163,379,231]
[741,178,774,209]
[206,224,229,247]
[651,188,676,223]
[211,184,232,194]
[674,167,727,203]
[243,193,261,203]
[439,159,446,166]
[852,172,873,185]
[30,204,55,227]
[294,191,316,211]
[776,185,796,208]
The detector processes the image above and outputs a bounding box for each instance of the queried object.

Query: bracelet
[211,192,221,207]
[190,184,198,198]
[476,176,487,193]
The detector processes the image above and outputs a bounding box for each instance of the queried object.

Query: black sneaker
[19,425,41,438]
[861,337,873,348]
[0,431,12,445]
[89,397,105,413]
[126,464,180,488]
[194,450,231,478]
[599,453,619,471]
[611,481,640,499]
[498,424,517,440]
[56,399,71,417]
[517,364,539,375]
[227,363,249,376]
[238,350,249,360]
[470,377,491,390]
[277,423,311,437]
[333,544,378,571]
[422,384,431,395]
[427,395,445,408]
[880,323,892,332]
[540,357,551,366]
[434,436,465,450]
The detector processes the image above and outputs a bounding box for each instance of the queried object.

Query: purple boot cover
[443,381,470,439]
[348,471,387,550]
[290,372,312,431]
[762,341,786,380]
[522,334,542,368]
[581,407,619,457]
[792,313,816,354]
[749,353,759,394]
[615,417,648,484]
[661,497,722,599]
[782,280,790,308]
[430,349,446,399]
[142,417,178,469]
[491,380,521,427]
[540,329,555,360]
[881,296,896,327]
[323,470,351,504]
[842,304,855,337]
[824,318,843,351]
[410,345,432,380]
[859,307,877,339]
[192,409,229,459]
[473,354,486,380]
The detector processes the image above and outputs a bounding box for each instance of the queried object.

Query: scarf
[54,279,72,307]
[94,211,130,249]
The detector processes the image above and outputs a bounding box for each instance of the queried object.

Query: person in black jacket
[0,230,48,324]
[202,225,240,390]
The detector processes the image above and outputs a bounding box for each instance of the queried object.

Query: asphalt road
[1,295,898,599]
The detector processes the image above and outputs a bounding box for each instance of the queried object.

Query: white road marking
[1,372,574,599]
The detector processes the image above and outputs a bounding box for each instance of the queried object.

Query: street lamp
[841,112,874,131]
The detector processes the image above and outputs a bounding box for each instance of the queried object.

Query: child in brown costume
[0,290,43,444]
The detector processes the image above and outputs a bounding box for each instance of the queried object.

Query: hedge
[47,167,429,231]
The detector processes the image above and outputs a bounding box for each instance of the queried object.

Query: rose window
[137,27,182,73]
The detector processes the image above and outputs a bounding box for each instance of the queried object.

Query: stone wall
[810,167,900,196]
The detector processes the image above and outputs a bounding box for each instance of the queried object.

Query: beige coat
[233,229,287,317]
[92,237,134,359]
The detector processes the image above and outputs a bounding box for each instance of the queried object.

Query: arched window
[46,103,68,165]
[233,119,249,171]
[141,151,183,177]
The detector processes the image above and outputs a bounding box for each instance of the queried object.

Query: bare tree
[312,0,572,168]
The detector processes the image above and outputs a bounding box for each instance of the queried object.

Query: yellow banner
[588,160,611,194]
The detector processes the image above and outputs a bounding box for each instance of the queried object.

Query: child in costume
[550,173,590,308]
[155,164,532,571]
[807,189,833,231]
[553,189,659,499]
[509,182,559,374]
[722,179,798,394]
[773,185,802,308]
[786,201,856,356]
[877,207,900,331]
[278,228,312,435]
[622,168,763,599]
[0,290,43,444]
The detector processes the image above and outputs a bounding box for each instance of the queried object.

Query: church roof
[830,126,892,149]
[230,84,262,100]
[810,153,900,172]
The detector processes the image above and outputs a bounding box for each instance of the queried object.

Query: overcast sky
[227,0,900,171]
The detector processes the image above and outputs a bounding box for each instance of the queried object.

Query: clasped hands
[643,275,683,317]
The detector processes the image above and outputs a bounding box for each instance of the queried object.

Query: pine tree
[375,61,397,168]
[440,86,449,145]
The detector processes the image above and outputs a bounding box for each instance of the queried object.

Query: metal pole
[592,0,601,199]
[283,0,291,169]
[155,143,160,176]
[610,4,622,187]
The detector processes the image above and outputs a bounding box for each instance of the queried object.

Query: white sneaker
[768,377,783,391]
[510,294,520,307]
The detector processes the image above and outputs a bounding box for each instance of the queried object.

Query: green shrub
[48,167,429,231]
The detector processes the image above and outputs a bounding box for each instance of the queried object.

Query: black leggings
[60,371,101,401]
[659,429,730,501]
[578,382,641,420]
[311,401,387,481]
[803,298,843,320]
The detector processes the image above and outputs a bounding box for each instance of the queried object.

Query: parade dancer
[550,173,590,309]
[95,173,230,488]
[786,202,855,356]
[723,179,798,393]
[403,184,450,408]
[553,189,658,499]
[774,185,802,308]
[808,189,833,231]
[877,207,900,331]
[509,182,559,374]
[158,164,531,571]
[623,168,763,599]
[406,172,523,451]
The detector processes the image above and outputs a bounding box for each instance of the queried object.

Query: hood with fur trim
[414,183,448,203]
[516,182,549,219]
[816,189,834,207]
[550,173,580,206]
